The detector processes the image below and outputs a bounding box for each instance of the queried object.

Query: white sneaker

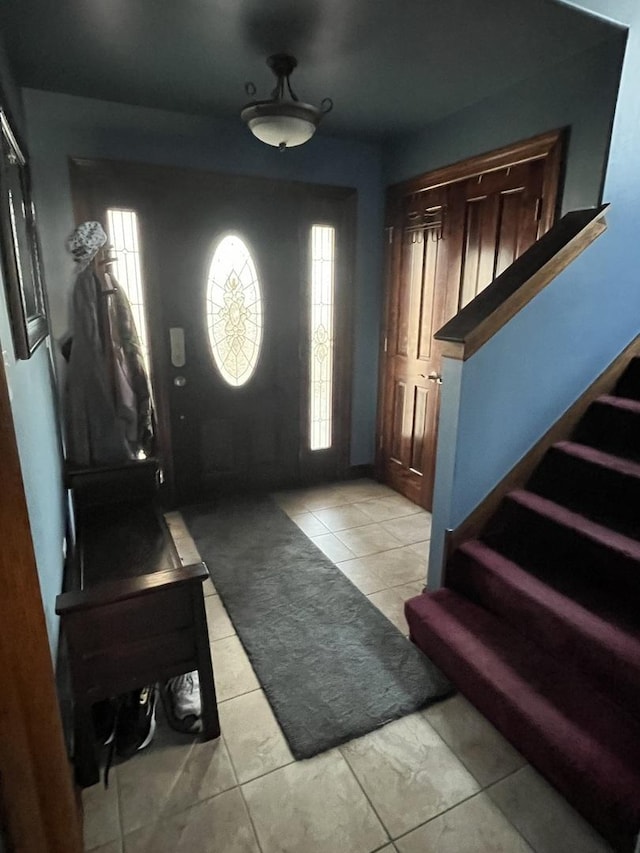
[162,671,202,733]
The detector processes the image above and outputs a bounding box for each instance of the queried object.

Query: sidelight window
[105,208,151,375]
[206,234,263,387]
[309,225,336,451]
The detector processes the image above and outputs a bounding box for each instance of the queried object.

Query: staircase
[406,357,640,853]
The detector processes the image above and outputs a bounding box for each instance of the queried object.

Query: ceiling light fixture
[241,54,333,151]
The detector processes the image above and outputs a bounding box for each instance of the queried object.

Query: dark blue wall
[0,45,66,656]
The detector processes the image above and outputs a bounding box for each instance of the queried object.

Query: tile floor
[83,479,614,853]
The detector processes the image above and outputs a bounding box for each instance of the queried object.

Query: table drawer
[64,586,194,654]
[73,628,197,703]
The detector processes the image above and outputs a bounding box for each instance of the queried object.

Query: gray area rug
[182,496,452,759]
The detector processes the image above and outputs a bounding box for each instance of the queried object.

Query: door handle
[427,372,442,385]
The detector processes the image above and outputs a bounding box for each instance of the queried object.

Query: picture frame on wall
[0,106,48,359]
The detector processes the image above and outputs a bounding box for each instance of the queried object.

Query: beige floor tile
[310,532,356,562]
[341,713,480,839]
[355,495,422,523]
[393,580,425,598]
[334,523,403,557]
[341,545,427,589]
[82,775,121,850]
[123,788,259,853]
[487,766,615,853]
[88,842,123,853]
[242,749,388,853]
[219,690,293,783]
[202,576,216,597]
[211,636,260,702]
[117,718,236,835]
[376,847,398,853]
[395,792,534,853]
[290,512,330,536]
[367,588,409,633]
[381,513,432,546]
[273,493,314,516]
[299,487,352,510]
[331,479,396,501]
[406,541,429,557]
[163,511,186,533]
[423,694,526,787]
[175,541,201,565]
[205,594,235,641]
[312,503,373,532]
[335,558,389,595]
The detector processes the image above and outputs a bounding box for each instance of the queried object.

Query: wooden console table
[56,464,220,787]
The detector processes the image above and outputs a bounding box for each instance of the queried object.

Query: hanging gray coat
[108,278,155,458]
[65,266,154,466]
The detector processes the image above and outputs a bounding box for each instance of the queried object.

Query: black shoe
[115,686,157,759]
[92,698,117,746]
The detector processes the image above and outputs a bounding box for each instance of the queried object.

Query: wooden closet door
[379,155,551,511]
[380,186,459,507]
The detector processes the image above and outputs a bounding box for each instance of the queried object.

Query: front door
[379,134,562,510]
[69,160,355,504]
[154,176,305,501]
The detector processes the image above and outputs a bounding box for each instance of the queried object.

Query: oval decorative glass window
[206,234,263,387]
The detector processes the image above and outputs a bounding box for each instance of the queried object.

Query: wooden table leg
[192,587,220,740]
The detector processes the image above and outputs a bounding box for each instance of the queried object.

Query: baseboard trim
[348,464,375,480]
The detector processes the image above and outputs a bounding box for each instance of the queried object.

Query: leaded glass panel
[309,225,335,450]
[206,235,263,387]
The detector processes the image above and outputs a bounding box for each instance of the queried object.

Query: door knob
[427,372,443,385]
[173,375,187,387]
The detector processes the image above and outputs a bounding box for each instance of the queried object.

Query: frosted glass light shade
[241,100,324,149]
[247,114,316,148]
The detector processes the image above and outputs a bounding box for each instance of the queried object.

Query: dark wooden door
[381,185,459,507]
[153,175,304,501]
[455,160,545,309]
[69,160,355,504]
[380,149,555,510]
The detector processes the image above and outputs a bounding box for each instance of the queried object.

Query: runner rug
[182,496,452,759]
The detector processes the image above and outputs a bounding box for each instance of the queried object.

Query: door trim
[387,128,564,235]
[376,129,565,503]
[0,355,83,852]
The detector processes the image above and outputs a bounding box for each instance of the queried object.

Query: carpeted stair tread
[573,395,640,460]
[528,440,640,537]
[484,488,640,591]
[595,393,640,413]
[508,488,640,558]
[447,539,640,714]
[419,363,640,851]
[552,439,640,477]
[405,588,640,852]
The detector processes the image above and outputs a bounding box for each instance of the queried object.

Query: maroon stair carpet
[406,357,640,853]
